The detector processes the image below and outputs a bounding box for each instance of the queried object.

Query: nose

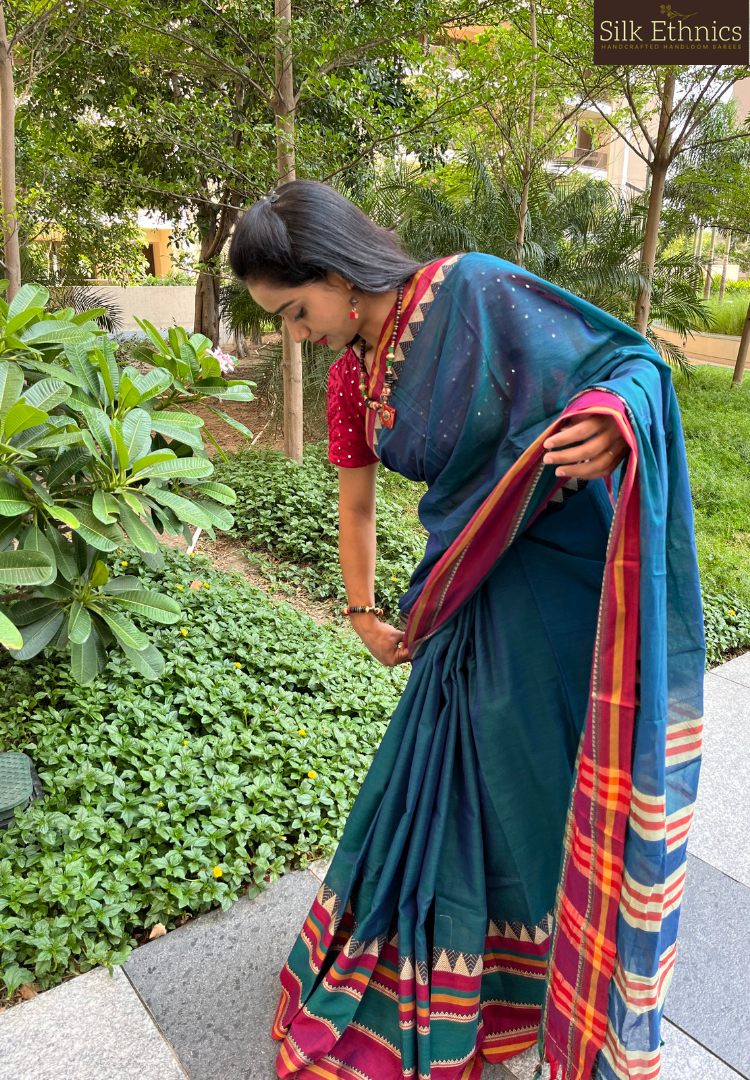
[286,320,309,344]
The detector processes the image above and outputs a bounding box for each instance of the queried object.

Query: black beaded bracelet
[342,605,384,617]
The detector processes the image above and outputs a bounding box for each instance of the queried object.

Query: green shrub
[215,444,427,621]
[702,591,750,668]
[703,293,748,336]
[0,548,407,997]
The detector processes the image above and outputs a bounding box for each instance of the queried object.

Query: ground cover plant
[675,363,750,665]
[0,547,407,999]
[215,444,427,622]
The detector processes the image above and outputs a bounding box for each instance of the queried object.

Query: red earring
[349,297,359,320]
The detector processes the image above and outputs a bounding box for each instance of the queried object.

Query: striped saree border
[404,390,641,1080]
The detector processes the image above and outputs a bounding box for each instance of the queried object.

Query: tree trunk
[515,0,537,269]
[696,223,704,267]
[719,230,731,304]
[633,71,675,336]
[194,232,221,345]
[0,1,20,302]
[703,227,716,299]
[274,0,303,462]
[732,300,750,387]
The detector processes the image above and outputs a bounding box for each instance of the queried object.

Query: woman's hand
[542,413,627,480]
[350,615,410,667]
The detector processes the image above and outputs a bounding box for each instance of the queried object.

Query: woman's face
[248,273,355,353]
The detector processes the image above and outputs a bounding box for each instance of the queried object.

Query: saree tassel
[532,1064,543,1079]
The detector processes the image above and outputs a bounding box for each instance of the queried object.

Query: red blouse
[327,347,379,468]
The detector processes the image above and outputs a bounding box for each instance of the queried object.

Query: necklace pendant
[380,402,396,428]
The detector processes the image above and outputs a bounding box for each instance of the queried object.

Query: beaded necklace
[358,283,404,430]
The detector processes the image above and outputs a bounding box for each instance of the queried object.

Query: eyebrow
[272,300,295,315]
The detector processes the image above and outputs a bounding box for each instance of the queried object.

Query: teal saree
[272,254,704,1080]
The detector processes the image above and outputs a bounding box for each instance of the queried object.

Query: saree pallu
[272,254,705,1080]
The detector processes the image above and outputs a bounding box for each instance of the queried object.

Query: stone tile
[712,650,750,690]
[664,854,750,1077]
[125,870,320,1080]
[491,1046,538,1079]
[689,674,750,887]
[0,966,186,1080]
[661,1020,744,1080]
[307,857,331,882]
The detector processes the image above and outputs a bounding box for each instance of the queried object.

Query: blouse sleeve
[327,350,379,468]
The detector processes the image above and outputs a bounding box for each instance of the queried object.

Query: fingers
[553,449,624,480]
[543,418,602,449]
[543,431,625,467]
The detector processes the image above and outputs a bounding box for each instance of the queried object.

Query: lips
[315,336,328,346]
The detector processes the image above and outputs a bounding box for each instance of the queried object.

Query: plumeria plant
[134,319,253,454]
[0,283,251,684]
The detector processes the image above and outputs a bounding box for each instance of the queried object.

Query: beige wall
[91,285,195,333]
[733,78,750,122]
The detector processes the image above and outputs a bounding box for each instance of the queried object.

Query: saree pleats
[275,485,611,1080]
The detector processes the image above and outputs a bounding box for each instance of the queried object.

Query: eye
[294,308,305,321]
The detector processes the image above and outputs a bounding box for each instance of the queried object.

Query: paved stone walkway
[2,654,749,1080]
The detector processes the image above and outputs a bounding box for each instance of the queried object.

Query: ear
[325,271,353,292]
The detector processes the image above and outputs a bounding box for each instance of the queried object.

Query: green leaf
[11,598,60,626]
[179,342,201,383]
[68,601,92,644]
[116,371,142,412]
[208,384,255,402]
[93,606,149,651]
[20,322,96,346]
[148,414,204,451]
[89,559,110,588]
[109,423,130,473]
[0,549,54,585]
[0,481,29,516]
[0,515,23,550]
[107,588,180,624]
[190,480,236,505]
[14,609,64,659]
[49,505,81,529]
[0,964,36,997]
[23,378,71,414]
[134,456,213,481]
[119,641,165,680]
[91,343,119,404]
[0,362,23,421]
[134,317,171,357]
[64,343,101,400]
[22,358,88,389]
[3,401,49,439]
[132,368,171,404]
[92,489,119,524]
[119,490,144,514]
[205,407,253,440]
[134,545,163,571]
[144,485,213,530]
[81,407,114,460]
[70,629,101,685]
[130,450,176,475]
[44,523,78,581]
[103,574,141,593]
[22,526,57,586]
[34,430,86,450]
[116,500,157,553]
[48,447,91,490]
[7,283,49,320]
[193,499,234,531]
[72,508,122,552]
[0,609,23,650]
[121,408,153,463]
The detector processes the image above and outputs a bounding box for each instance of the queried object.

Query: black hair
[228,180,425,293]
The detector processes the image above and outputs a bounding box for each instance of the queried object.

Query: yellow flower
[213,866,223,878]
[298,728,306,735]
[307,770,317,780]
[177,585,184,591]
[729,609,736,615]
[323,728,328,732]
[158,801,164,807]
[180,628,188,637]
[121,561,128,567]
[204,584,210,590]
[391,576,398,582]
[183,740,188,745]
[188,552,195,557]
[234,662,242,668]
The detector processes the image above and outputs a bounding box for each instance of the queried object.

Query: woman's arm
[338,464,408,667]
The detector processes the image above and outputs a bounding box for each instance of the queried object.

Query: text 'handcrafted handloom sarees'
[272,253,705,1080]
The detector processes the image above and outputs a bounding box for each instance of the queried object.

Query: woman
[229,181,704,1080]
